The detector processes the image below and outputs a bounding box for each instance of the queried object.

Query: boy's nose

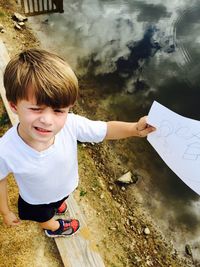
[39,112,53,125]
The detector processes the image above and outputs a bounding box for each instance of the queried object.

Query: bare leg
[40,218,60,231]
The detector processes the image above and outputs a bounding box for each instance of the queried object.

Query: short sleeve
[72,114,107,143]
[0,158,10,180]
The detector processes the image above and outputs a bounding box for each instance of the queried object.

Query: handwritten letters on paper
[147,101,200,195]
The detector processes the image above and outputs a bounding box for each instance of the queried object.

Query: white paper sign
[147,101,200,195]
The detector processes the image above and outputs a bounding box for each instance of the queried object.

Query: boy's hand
[136,116,156,137]
[2,211,20,226]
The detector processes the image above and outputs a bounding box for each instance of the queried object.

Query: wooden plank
[42,0,45,12]
[55,195,105,267]
[32,0,35,12]
[0,41,19,125]
[51,0,54,11]
[47,0,50,11]
[19,0,62,15]
[0,41,105,267]
[37,0,40,12]
[24,10,58,16]
[27,0,31,14]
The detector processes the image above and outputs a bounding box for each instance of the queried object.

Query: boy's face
[9,96,71,151]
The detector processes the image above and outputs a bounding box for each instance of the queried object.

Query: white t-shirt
[0,114,107,204]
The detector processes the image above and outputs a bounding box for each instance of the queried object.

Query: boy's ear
[9,102,18,114]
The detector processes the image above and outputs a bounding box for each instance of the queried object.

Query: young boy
[0,49,155,238]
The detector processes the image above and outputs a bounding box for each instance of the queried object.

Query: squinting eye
[30,108,41,111]
[54,109,64,113]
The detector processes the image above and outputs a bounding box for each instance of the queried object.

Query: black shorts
[18,195,68,223]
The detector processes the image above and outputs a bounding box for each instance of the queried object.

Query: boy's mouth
[34,127,51,133]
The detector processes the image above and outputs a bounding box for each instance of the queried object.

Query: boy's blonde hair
[4,48,79,108]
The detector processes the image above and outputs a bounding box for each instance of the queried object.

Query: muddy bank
[0,1,195,266]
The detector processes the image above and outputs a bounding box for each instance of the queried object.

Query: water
[28,0,200,263]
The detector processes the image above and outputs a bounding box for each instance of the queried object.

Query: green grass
[80,188,87,197]
[0,10,5,17]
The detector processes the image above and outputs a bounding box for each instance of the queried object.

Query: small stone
[18,22,25,27]
[137,229,141,235]
[146,260,153,266]
[14,22,22,30]
[144,227,150,235]
[0,24,4,31]
[135,256,142,262]
[119,206,125,213]
[121,186,126,191]
[129,240,136,250]
[100,193,104,199]
[128,216,134,221]
[117,171,133,184]
[115,202,121,208]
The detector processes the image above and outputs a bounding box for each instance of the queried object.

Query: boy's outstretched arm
[0,178,20,226]
[105,116,156,140]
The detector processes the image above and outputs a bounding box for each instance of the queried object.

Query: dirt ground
[0,1,195,266]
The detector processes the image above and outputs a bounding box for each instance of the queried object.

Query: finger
[139,127,155,137]
[147,123,155,128]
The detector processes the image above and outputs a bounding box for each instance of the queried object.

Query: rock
[18,22,25,27]
[100,193,104,199]
[0,24,4,32]
[144,227,150,235]
[14,22,22,30]
[135,256,142,262]
[146,259,153,266]
[117,171,133,184]
[115,202,121,209]
[109,227,117,231]
[185,244,193,257]
[12,12,28,22]
[14,21,23,30]
[0,24,5,33]
[128,215,134,221]
[119,206,125,213]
